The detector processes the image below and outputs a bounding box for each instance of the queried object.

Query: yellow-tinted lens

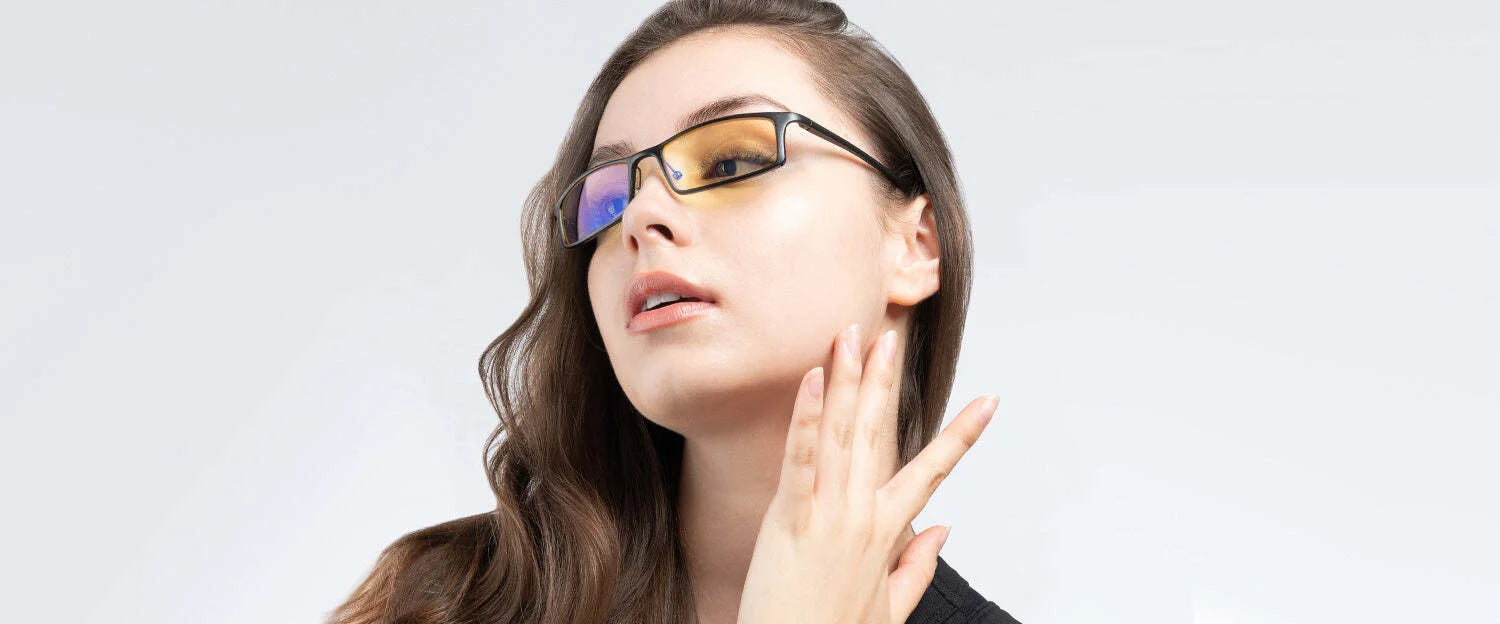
[660,117,779,190]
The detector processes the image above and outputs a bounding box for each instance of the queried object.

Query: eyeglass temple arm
[793,118,904,185]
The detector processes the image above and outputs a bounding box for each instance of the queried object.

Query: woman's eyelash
[698,149,774,173]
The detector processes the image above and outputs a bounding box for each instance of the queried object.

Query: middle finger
[847,329,899,506]
[814,323,864,501]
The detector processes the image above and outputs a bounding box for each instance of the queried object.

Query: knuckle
[791,445,817,468]
[835,423,854,449]
[862,425,880,449]
[927,469,948,492]
[958,428,981,448]
[781,513,810,536]
[864,365,895,392]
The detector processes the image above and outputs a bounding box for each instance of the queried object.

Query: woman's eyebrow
[586,93,789,169]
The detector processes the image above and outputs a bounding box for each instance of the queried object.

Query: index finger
[876,395,998,520]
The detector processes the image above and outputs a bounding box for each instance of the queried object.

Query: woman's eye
[710,159,743,177]
[702,151,772,179]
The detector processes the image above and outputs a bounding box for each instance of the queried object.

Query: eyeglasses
[555,110,905,248]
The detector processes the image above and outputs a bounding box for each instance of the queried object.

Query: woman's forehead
[593,31,840,153]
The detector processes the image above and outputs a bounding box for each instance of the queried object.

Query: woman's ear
[886,193,941,307]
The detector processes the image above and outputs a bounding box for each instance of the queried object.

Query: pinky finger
[777,367,825,508]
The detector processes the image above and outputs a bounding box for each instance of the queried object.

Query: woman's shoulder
[905,555,1023,624]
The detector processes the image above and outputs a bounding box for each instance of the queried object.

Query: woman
[327,1,1019,622]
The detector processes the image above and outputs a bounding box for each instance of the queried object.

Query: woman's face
[585,29,926,433]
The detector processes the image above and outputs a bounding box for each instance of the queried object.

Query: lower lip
[628,300,716,333]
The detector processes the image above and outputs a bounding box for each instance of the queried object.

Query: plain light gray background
[2,1,1496,622]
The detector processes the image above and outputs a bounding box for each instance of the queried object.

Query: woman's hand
[736,323,999,624]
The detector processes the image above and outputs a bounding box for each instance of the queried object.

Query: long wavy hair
[325,1,973,622]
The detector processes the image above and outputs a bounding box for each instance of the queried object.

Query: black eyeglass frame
[556,110,906,248]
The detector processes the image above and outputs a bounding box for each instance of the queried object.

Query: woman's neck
[676,410,788,623]
[671,331,916,622]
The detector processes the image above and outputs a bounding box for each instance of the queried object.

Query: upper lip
[625,270,718,318]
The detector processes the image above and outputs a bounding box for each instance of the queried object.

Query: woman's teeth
[642,292,701,313]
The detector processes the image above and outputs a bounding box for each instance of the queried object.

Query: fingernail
[809,367,824,401]
[939,525,952,550]
[843,323,861,360]
[979,395,998,425]
[882,330,898,366]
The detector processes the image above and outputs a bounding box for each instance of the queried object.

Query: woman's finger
[878,395,998,522]
[777,366,825,509]
[814,323,864,501]
[886,524,951,623]
[847,328,899,506]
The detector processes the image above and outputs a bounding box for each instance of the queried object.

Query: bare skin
[735,325,996,624]
[583,27,991,624]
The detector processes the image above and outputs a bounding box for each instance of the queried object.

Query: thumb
[886,525,951,623]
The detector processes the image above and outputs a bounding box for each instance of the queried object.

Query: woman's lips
[627,300,716,333]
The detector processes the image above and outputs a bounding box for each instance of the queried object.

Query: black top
[904,556,1022,624]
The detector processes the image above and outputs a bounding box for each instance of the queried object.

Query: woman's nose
[622,155,691,247]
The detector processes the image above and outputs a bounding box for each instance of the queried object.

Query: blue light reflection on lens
[577,163,629,240]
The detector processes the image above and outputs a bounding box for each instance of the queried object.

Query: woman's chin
[624,366,812,437]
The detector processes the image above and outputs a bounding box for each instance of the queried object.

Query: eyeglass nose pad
[631,153,684,196]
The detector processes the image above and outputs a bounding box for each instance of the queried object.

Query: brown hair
[324,1,972,622]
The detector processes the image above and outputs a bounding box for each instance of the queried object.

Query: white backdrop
[2,1,1496,622]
